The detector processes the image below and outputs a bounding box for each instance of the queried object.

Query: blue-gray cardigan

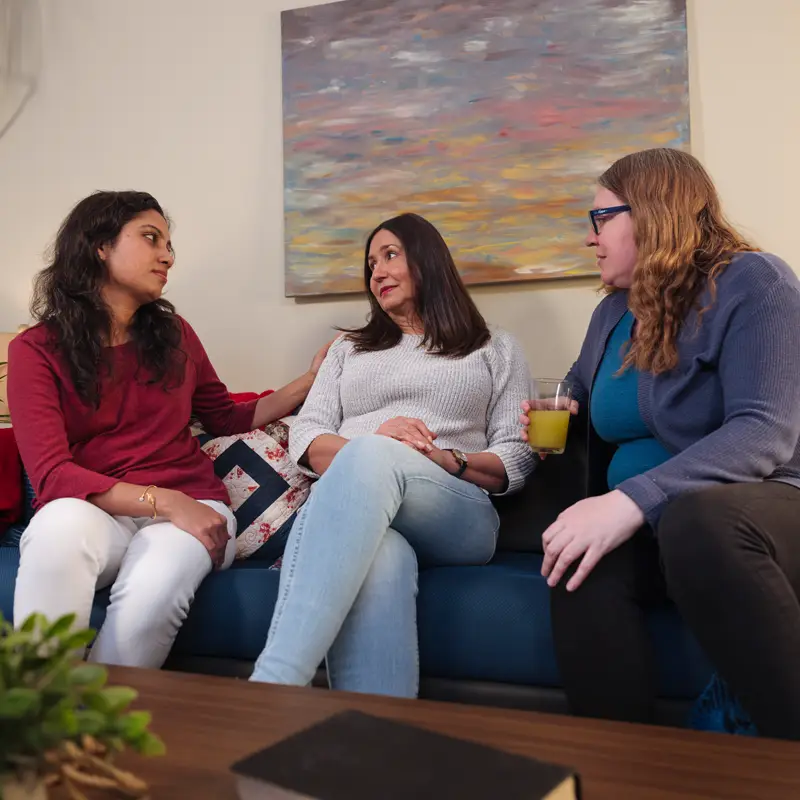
[567,252,800,526]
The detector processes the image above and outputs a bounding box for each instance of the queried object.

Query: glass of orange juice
[527,379,572,455]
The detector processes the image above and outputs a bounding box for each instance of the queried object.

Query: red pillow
[229,389,274,403]
[0,427,22,533]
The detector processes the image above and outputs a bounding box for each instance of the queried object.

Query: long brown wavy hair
[599,148,757,374]
[30,191,185,407]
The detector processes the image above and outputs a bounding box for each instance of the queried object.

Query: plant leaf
[97,686,137,714]
[0,688,41,718]
[116,710,151,738]
[42,704,79,738]
[44,614,78,639]
[133,731,166,757]
[68,664,107,689]
[0,631,34,650]
[19,613,40,634]
[20,726,47,754]
[74,709,107,735]
[62,630,96,651]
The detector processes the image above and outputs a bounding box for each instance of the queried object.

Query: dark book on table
[231,709,580,799]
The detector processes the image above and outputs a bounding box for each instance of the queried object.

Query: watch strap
[449,449,468,478]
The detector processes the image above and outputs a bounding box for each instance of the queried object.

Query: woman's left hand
[541,490,645,592]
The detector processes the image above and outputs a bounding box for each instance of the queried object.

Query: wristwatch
[449,448,469,479]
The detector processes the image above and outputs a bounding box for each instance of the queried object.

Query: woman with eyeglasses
[520,148,800,739]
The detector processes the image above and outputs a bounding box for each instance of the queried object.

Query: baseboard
[164,656,692,728]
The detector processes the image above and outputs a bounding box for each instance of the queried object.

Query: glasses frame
[589,204,631,235]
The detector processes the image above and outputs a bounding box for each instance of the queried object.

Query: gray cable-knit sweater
[288,328,536,495]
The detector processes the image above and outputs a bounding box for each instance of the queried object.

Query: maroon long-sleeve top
[7,318,257,509]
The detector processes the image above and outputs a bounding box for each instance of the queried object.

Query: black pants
[551,481,800,740]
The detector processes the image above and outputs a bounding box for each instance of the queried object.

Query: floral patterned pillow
[201,421,311,562]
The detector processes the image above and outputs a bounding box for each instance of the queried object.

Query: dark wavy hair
[30,190,185,407]
[343,213,490,357]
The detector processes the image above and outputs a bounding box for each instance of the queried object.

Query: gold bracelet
[138,485,158,519]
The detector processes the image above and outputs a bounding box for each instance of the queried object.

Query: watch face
[452,448,467,465]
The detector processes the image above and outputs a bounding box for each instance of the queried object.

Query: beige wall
[0,0,797,389]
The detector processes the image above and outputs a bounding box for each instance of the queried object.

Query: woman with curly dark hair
[8,191,330,667]
[521,148,800,739]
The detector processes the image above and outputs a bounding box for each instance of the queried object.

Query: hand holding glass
[526,379,573,455]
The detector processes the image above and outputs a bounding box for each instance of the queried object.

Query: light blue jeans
[249,434,500,697]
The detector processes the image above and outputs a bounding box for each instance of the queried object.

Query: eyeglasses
[589,205,631,235]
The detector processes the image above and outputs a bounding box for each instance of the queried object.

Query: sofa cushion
[0,469,34,547]
[418,552,713,700]
[1,523,25,548]
[0,545,712,701]
[171,561,281,659]
[85,561,281,663]
[0,470,36,547]
[1,471,35,548]
[0,548,280,663]
[0,546,19,619]
[0,466,35,547]
[493,425,587,554]
[201,423,311,562]
[0,547,110,631]
[19,469,35,526]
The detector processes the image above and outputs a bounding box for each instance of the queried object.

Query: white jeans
[14,497,237,668]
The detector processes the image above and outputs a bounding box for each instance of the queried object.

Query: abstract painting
[282,0,689,296]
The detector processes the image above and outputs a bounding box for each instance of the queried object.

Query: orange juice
[527,409,570,454]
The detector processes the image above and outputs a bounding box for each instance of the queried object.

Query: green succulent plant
[0,613,164,798]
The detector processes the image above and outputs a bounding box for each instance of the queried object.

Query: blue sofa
[0,432,712,726]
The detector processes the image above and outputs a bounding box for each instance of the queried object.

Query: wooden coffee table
[64,667,800,799]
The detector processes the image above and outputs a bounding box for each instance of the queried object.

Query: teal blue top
[590,311,671,490]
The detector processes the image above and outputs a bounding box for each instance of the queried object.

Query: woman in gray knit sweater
[250,213,534,696]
